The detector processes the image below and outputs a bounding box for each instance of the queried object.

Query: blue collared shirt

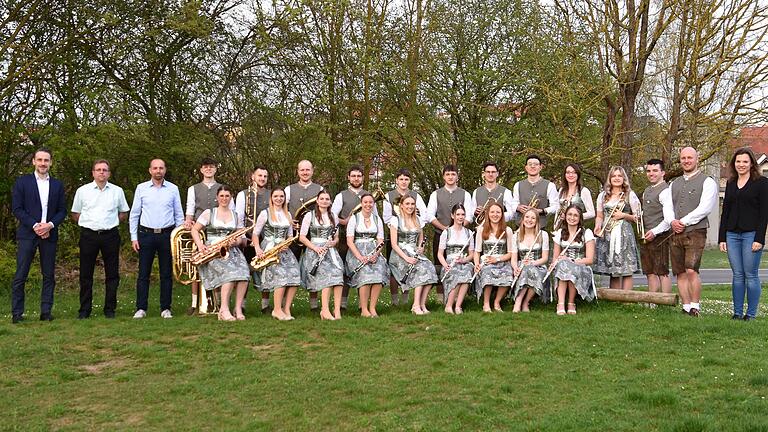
[129,179,184,241]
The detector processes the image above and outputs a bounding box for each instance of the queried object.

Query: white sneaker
[133,309,146,319]
[161,309,173,319]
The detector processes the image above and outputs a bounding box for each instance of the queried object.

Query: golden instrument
[171,226,203,285]
[292,197,318,228]
[528,192,540,209]
[475,192,503,226]
[250,235,299,271]
[553,198,570,231]
[171,226,217,315]
[190,225,253,266]
[595,192,625,237]
[637,207,646,243]
[349,186,386,216]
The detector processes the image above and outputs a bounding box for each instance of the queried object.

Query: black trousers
[79,228,121,316]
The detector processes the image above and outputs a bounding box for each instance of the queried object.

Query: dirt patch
[79,358,129,375]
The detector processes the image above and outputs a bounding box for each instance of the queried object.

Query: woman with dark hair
[300,190,344,320]
[346,193,389,317]
[551,205,596,315]
[252,187,302,321]
[191,185,251,321]
[555,163,595,229]
[718,147,768,321]
[437,204,474,314]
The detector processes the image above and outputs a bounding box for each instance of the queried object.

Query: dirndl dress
[345,213,389,288]
[255,209,301,292]
[300,212,345,291]
[593,192,641,277]
[388,217,437,291]
[196,208,251,291]
[552,229,596,301]
[473,227,514,299]
[512,231,549,301]
[438,227,474,295]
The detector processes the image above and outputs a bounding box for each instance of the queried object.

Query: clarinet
[439,229,473,283]
[309,225,339,276]
[350,241,384,276]
[468,230,507,284]
[400,235,428,285]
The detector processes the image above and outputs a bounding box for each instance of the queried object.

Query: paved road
[619,268,768,286]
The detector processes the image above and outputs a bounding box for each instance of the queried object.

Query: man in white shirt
[669,147,718,317]
[510,154,559,228]
[639,159,675,297]
[71,159,130,319]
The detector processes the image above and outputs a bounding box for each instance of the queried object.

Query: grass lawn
[699,248,732,269]
[2,274,768,431]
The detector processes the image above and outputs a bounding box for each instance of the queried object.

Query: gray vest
[642,182,668,232]
[241,187,270,227]
[435,187,468,227]
[518,179,551,226]
[338,188,368,220]
[288,183,323,215]
[474,185,508,208]
[387,189,417,207]
[670,172,709,232]
[193,182,221,219]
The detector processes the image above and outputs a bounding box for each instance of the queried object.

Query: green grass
[699,248,732,269]
[2,277,768,431]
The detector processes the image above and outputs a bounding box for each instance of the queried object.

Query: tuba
[292,197,318,228]
[171,226,202,285]
[251,235,299,271]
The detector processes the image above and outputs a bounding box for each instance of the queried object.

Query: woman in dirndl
[389,195,438,315]
[345,193,389,317]
[473,202,514,313]
[252,187,302,321]
[191,185,251,321]
[551,205,596,315]
[300,190,345,320]
[511,208,549,312]
[436,204,474,315]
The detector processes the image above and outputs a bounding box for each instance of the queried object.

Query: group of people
[9,146,767,323]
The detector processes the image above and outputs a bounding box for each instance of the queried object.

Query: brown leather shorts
[670,228,706,274]
[640,232,670,276]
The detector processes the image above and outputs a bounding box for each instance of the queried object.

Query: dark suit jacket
[12,173,66,241]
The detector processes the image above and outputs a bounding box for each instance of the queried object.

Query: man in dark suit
[11,148,67,323]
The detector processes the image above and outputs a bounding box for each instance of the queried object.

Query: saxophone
[250,235,299,271]
[191,225,254,266]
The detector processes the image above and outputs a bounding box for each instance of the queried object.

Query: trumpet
[528,192,540,209]
[637,207,646,242]
[553,198,570,231]
[251,235,299,271]
[594,192,625,237]
[475,192,503,226]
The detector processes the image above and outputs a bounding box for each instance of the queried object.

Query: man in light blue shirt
[71,159,130,319]
[129,158,184,319]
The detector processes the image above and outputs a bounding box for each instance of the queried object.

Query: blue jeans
[726,231,763,318]
[136,230,173,312]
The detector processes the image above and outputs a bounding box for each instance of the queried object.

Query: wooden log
[596,288,679,306]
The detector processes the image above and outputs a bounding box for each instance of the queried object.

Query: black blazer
[12,173,67,241]
[718,176,768,246]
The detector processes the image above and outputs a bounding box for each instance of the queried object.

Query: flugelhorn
[594,192,625,237]
[528,192,540,209]
[475,192,503,226]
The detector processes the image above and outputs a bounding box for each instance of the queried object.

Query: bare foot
[334,312,342,320]
[522,303,530,312]
[361,310,372,318]
[444,306,454,314]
